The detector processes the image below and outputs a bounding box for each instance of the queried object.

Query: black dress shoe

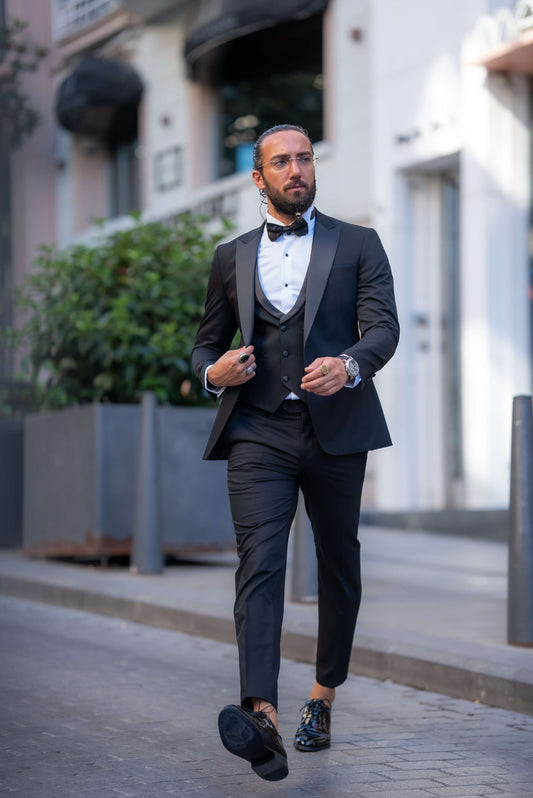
[294,698,331,751]
[218,704,289,781]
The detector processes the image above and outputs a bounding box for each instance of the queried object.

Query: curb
[1,573,532,717]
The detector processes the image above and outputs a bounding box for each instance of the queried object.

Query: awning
[185,0,329,68]
[56,56,144,143]
[471,26,533,74]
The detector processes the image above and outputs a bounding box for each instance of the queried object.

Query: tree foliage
[0,17,47,149]
[5,213,232,409]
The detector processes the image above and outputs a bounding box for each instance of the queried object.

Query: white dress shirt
[257,206,316,312]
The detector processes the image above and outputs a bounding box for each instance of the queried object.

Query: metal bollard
[290,491,318,603]
[131,392,163,575]
[508,395,533,645]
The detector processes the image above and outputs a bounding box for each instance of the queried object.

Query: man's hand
[207,346,256,388]
[301,357,347,396]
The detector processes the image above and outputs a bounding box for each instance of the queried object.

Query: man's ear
[252,170,264,190]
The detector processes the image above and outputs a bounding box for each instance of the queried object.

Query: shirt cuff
[204,364,225,397]
[345,374,361,389]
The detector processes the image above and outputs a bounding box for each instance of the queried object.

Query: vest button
[282,350,289,357]
[280,324,287,331]
[282,375,289,382]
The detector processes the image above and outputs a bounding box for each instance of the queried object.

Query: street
[1,595,532,798]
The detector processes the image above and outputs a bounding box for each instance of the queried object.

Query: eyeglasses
[258,154,317,172]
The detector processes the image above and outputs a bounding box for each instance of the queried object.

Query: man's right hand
[207,346,256,387]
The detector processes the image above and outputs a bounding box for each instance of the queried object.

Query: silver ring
[245,365,254,376]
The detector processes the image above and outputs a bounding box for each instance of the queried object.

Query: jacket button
[280,324,287,331]
[282,350,289,357]
[282,375,289,382]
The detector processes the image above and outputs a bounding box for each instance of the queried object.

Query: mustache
[284,180,308,190]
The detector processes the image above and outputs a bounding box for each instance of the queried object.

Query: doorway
[403,163,463,507]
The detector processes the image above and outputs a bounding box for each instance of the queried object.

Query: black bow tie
[266,216,308,242]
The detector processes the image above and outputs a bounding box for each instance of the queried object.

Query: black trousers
[225,400,367,711]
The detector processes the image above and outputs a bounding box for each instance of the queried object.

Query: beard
[262,175,317,217]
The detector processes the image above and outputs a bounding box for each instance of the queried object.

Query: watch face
[346,358,359,378]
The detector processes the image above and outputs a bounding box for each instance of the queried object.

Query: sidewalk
[1,525,532,716]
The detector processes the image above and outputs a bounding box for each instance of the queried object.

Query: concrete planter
[23,404,234,559]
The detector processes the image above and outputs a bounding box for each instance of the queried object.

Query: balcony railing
[54,0,121,40]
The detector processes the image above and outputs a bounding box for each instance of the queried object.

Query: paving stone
[357,791,434,797]
[424,788,506,797]
[1,595,532,798]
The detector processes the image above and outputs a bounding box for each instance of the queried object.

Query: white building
[3,0,533,516]
[371,0,532,512]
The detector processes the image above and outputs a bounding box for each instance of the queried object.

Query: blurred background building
[2,0,532,516]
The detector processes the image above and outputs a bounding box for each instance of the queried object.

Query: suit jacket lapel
[236,226,263,346]
[304,212,340,341]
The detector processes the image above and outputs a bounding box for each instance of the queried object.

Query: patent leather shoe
[218,704,288,781]
[294,698,331,751]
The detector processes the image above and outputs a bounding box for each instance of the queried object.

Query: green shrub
[6,213,232,409]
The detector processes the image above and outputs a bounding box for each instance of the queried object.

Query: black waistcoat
[238,270,308,412]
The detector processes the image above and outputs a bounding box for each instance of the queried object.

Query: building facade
[3,0,533,513]
[372,0,532,511]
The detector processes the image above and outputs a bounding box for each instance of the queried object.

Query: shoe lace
[254,710,281,737]
[299,698,331,728]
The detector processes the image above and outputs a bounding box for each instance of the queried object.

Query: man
[192,124,399,782]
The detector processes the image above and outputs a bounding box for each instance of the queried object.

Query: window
[54,0,120,40]
[210,13,324,178]
[108,141,140,218]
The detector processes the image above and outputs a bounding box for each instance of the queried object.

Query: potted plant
[5,213,236,560]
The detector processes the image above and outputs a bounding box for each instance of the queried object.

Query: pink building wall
[8,0,57,294]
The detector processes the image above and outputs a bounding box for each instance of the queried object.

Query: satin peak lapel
[236,227,262,346]
[304,215,340,341]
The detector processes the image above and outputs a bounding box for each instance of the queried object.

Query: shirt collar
[265,205,315,229]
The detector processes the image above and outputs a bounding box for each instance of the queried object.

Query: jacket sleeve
[191,245,239,389]
[347,227,399,382]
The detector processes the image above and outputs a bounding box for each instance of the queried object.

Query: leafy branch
[0,17,48,149]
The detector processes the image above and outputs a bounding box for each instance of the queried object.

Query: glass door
[441,173,464,505]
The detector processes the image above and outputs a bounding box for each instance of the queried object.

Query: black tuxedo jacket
[192,209,399,460]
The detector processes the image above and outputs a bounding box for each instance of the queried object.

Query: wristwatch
[337,354,359,380]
